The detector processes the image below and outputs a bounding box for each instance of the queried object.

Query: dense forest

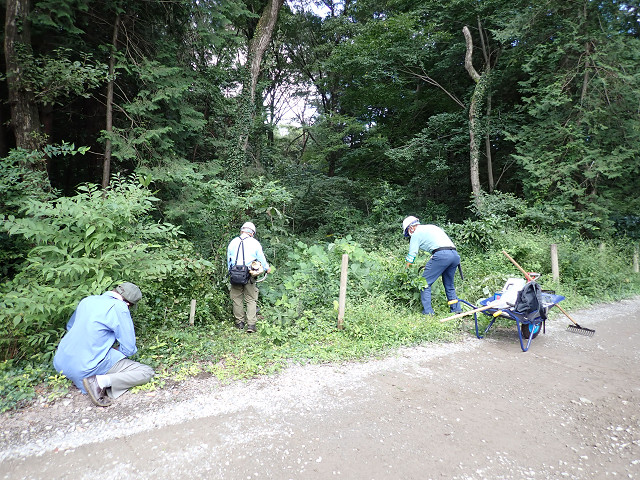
[1,0,639,409]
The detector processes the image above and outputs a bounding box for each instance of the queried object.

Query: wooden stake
[337,254,348,330]
[550,243,559,282]
[189,299,196,326]
[633,247,639,274]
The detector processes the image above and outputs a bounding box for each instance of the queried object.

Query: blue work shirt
[227,234,270,270]
[53,292,137,393]
[406,224,456,264]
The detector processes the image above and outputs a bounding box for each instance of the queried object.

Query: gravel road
[1,297,639,480]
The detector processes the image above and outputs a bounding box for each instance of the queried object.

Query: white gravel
[0,338,476,462]
[1,297,639,480]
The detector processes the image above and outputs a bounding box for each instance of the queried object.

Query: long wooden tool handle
[552,303,579,325]
[502,250,533,281]
[440,304,493,322]
[501,250,580,327]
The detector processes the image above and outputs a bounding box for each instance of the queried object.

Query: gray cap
[115,282,142,305]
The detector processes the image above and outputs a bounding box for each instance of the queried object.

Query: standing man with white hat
[227,222,271,333]
[402,216,463,315]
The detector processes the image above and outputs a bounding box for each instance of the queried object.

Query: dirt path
[1,298,639,480]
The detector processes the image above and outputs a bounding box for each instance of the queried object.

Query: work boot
[235,321,245,330]
[246,324,256,333]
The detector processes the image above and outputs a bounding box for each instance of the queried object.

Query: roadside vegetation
[1,1,639,412]
[2,155,639,412]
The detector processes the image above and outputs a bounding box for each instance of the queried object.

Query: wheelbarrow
[460,290,565,352]
[454,287,566,352]
[443,276,565,352]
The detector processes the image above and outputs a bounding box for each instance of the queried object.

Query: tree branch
[463,26,481,83]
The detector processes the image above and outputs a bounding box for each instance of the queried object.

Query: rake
[502,250,595,337]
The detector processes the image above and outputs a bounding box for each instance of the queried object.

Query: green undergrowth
[132,294,462,393]
[0,295,463,411]
[2,227,640,413]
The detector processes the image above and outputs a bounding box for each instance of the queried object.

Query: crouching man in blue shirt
[53,282,154,407]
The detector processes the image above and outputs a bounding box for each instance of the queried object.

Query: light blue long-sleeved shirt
[227,234,270,270]
[53,292,137,393]
[406,224,456,264]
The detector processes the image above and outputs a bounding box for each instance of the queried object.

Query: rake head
[567,324,595,337]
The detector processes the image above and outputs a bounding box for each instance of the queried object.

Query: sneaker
[235,321,246,330]
[246,324,256,333]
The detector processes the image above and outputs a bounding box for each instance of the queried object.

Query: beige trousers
[230,280,259,326]
[106,358,154,398]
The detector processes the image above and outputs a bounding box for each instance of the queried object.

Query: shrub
[0,176,195,361]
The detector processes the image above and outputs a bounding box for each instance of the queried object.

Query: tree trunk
[4,0,43,152]
[468,91,482,204]
[237,0,284,166]
[463,25,482,207]
[0,106,7,156]
[485,95,494,192]
[102,13,120,189]
[247,0,284,107]
[476,17,495,192]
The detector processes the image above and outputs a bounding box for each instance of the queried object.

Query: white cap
[241,222,256,235]
[402,216,420,235]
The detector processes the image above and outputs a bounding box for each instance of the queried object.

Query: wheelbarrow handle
[440,304,494,322]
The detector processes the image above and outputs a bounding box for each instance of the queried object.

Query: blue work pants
[420,250,461,315]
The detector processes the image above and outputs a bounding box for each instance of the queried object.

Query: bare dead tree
[463,24,484,208]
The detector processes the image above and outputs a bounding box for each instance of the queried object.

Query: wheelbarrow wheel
[521,322,541,340]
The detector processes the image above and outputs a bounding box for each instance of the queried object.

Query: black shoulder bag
[229,238,251,285]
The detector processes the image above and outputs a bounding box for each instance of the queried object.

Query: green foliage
[0,149,55,211]
[0,176,184,360]
[283,171,412,240]
[378,263,427,310]
[18,48,108,106]
[555,240,638,299]
[0,360,67,413]
[260,237,383,326]
[133,242,225,333]
[3,0,640,413]
[0,148,56,279]
[343,296,461,347]
[448,218,502,252]
[105,60,207,166]
[0,361,40,412]
[3,219,640,412]
[502,2,640,236]
[32,0,89,34]
[143,162,293,263]
[285,172,364,236]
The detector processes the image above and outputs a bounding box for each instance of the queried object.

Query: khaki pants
[230,280,259,326]
[106,358,154,398]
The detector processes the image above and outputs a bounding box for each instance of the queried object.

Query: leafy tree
[140,160,293,262]
[498,0,640,235]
